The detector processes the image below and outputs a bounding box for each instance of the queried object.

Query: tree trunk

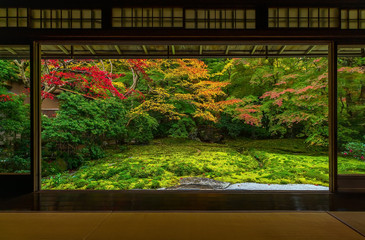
[125,68,139,97]
[13,60,30,88]
[344,87,353,116]
[359,84,365,103]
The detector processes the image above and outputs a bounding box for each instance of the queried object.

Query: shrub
[0,60,18,84]
[86,145,106,160]
[153,118,173,138]
[0,87,30,172]
[218,113,270,139]
[0,87,29,147]
[337,116,360,147]
[342,140,365,160]
[41,159,67,177]
[0,156,30,173]
[168,118,196,138]
[126,112,158,144]
[42,92,128,169]
[217,113,246,138]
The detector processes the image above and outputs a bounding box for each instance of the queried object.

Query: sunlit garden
[1,56,364,190]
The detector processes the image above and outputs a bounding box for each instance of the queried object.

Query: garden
[0,56,364,190]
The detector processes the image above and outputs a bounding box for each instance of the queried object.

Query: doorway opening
[20,43,339,191]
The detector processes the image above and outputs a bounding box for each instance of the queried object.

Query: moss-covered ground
[41,138,365,190]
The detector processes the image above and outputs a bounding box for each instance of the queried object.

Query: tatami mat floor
[0,212,364,240]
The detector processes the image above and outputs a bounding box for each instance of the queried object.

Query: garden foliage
[0,68,30,172]
[1,56,365,186]
[42,93,129,169]
[342,140,365,160]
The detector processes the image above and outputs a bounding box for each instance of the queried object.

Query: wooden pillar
[256,6,268,30]
[328,41,338,193]
[102,6,112,29]
[30,41,41,192]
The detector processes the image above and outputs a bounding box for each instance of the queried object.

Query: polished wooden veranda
[1,211,365,240]
[1,191,365,239]
[2,191,365,211]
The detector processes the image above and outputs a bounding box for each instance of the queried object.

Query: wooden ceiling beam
[142,45,148,54]
[114,45,121,55]
[278,45,286,54]
[225,45,230,55]
[57,45,70,55]
[85,45,96,55]
[305,45,316,55]
[251,45,258,55]
[5,47,17,55]
[171,45,175,55]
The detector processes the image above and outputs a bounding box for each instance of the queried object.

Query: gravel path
[225,182,328,191]
[159,177,328,190]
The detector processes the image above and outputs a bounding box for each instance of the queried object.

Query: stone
[166,177,230,190]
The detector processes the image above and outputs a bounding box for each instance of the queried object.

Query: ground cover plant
[41,138,365,190]
[0,56,364,189]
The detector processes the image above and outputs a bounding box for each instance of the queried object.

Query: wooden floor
[2,191,365,211]
[1,192,365,239]
[0,212,364,240]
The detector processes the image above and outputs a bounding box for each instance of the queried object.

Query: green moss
[41,138,365,190]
